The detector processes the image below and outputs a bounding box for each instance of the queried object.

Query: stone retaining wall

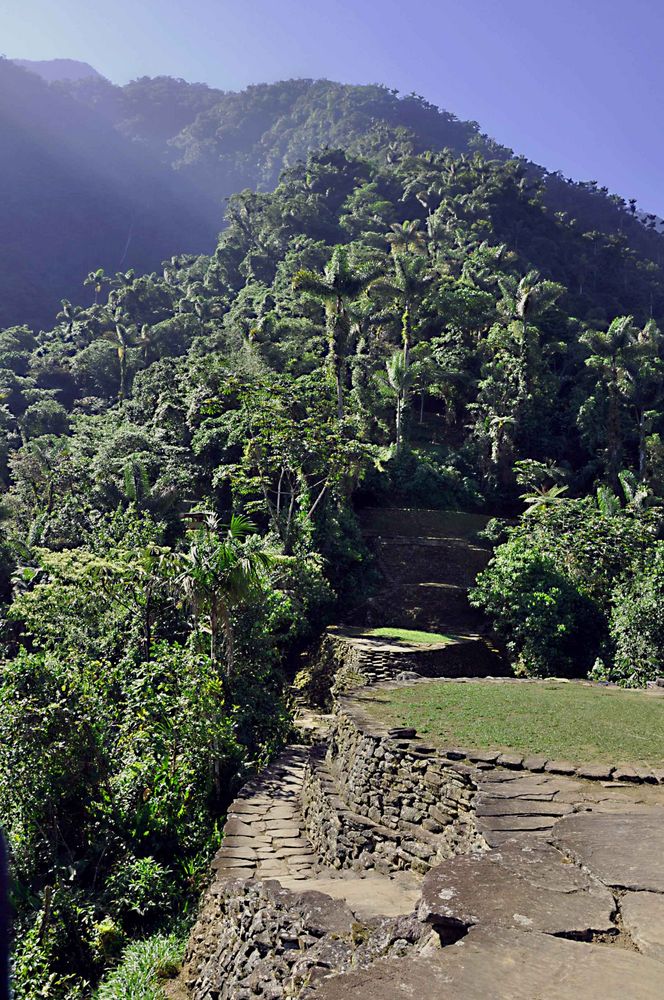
[178,876,431,1000]
[179,878,356,999]
[295,632,503,708]
[301,700,485,875]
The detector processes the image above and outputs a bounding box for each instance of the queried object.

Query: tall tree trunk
[395,391,403,451]
[638,410,648,481]
[607,381,622,490]
[336,364,345,421]
[402,305,411,365]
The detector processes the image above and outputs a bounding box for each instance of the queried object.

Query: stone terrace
[173,509,664,998]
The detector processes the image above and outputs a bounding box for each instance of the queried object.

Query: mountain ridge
[2,62,663,330]
[12,57,104,82]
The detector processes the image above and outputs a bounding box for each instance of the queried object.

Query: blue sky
[3,0,663,214]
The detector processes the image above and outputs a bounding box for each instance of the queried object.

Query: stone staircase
[334,507,507,681]
[354,507,493,633]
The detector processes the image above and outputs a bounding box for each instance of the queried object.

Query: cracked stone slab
[313,925,664,999]
[486,838,592,893]
[620,891,664,962]
[418,847,615,937]
[550,808,664,892]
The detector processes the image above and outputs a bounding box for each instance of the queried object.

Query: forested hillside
[3,59,664,329]
[4,70,664,996]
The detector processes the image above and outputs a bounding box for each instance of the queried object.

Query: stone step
[357,507,491,541]
[374,536,491,587]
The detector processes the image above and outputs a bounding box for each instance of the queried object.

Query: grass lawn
[360,627,455,646]
[364,680,664,766]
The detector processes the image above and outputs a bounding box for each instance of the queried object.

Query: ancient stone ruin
[169,511,664,998]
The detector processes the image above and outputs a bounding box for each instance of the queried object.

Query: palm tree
[520,483,569,514]
[500,270,563,343]
[293,247,379,419]
[581,315,637,487]
[386,220,426,256]
[104,314,133,401]
[83,268,109,305]
[370,254,431,364]
[623,319,664,480]
[385,351,413,450]
[498,270,563,401]
[56,299,83,336]
[173,514,272,680]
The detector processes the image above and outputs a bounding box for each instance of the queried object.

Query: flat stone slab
[576,764,615,781]
[280,872,422,920]
[544,760,577,775]
[487,838,592,893]
[222,817,254,837]
[551,809,664,892]
[218,846,258,861]
[313,925,664,999]
[613,765,641,781]
[522,755,549,771]
[419,847,615,937]
[620,891,664,962]
[496,752,524,769]
[478,814,559,832]
[476,796,573,818]
[466,749,500,763]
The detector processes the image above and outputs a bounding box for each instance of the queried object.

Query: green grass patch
[361,627,455,646]
[95,930,185,1000]
[364,680,664,766]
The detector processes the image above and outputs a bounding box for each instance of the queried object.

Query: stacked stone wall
[301,701,485,875]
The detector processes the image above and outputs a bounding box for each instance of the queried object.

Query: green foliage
[360,447,481,510]
[3,74,664,992]
[95,930,185,1000]
[605,542,664,685]
[471,535,600,676]
[473,498,662,677]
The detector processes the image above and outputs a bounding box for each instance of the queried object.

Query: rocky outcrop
[312,925,664,1000]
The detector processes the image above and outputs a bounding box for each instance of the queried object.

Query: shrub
[471,535,601,676]
[606,542,664,685]
[357,447,482,511]
[21,399,70,439]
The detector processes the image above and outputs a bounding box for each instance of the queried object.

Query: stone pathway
[210,745,422,922]
[313,924,664,1000]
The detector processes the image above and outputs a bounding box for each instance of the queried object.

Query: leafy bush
[1,642,244,994]
[358,447,482,510]
[471,535,602,676]
[605,542,664,685]
[472,500,660,679]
